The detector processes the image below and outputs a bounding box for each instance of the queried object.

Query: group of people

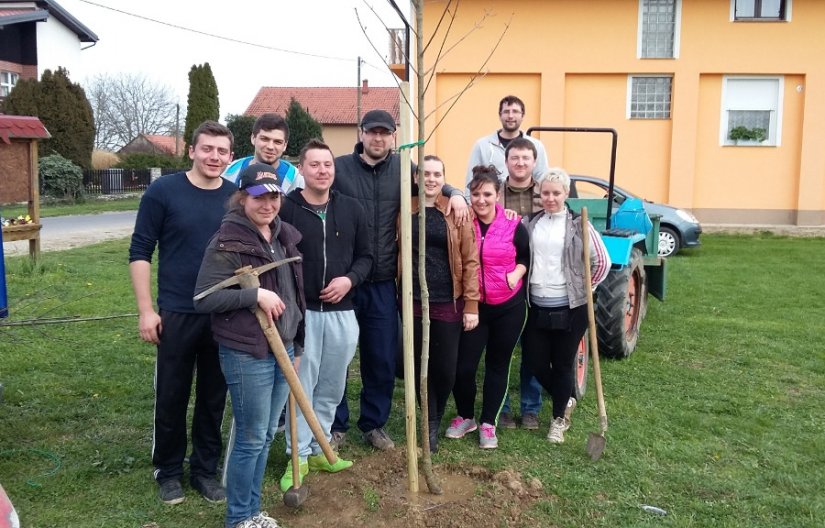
[128,95,611,528]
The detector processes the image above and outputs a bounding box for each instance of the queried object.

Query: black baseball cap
[239,163,283,196]
[360,109,396,132]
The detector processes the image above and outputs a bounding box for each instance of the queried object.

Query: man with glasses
[330,109,468,451]
[464,95,549,189]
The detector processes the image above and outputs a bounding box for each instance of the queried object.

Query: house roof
[143,134,184,155]
[0,0,98,42]
[0,115,51,144]
[245,84,400,125]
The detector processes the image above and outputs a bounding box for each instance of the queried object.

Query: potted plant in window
[728,126,767,145]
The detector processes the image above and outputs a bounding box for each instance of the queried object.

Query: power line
[77,0,358,63]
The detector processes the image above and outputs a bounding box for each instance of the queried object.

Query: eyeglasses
[363,129,394,137]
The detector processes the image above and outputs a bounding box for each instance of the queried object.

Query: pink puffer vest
[474,203,521,305]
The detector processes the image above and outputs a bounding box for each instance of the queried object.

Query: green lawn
[1,195,141,219]
[1,234,823,527]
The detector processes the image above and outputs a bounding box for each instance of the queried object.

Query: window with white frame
[629,76,672,119]
[639,0,680,58]
[0,71,19,97]
[733,0,789,21]
[721,77,782,146]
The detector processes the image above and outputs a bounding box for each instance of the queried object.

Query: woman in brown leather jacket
[402,155,480,453]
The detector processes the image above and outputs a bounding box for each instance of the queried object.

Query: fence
[82,168,188,195]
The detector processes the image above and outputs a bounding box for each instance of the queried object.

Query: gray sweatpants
[287,309,358,459]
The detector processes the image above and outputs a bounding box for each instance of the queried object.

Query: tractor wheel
[573,330,589,400]
[596,248,646,358]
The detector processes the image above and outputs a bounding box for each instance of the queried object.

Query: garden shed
[0,115,51,260]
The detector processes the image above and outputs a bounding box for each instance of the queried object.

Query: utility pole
[356,56,362,142]
[174,103,180,156]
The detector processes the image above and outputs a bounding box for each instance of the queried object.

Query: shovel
[283,393,309,507]
[581,208,608,460]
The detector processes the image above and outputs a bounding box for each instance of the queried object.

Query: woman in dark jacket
[194,163,304,528]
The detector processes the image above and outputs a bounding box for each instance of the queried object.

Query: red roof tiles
[0,115,50,144]
[143,134,184,156]
[245,83,400,125]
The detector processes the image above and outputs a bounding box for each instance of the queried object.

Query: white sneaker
[444,416,478,439]
[547,417,569,443]
[564,397,577,424]
[252,511,279,528]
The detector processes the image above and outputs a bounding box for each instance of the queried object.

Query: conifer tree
[285,98,323,157]
[225,114,256,158]
[3,68,95,168]
[183,63,220,155]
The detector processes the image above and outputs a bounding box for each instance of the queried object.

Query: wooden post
[398,80,419,493]
[29,139,41,259]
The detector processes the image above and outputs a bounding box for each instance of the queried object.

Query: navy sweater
[129,172,236,313]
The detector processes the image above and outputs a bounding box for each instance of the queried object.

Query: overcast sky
[60,0,408,118]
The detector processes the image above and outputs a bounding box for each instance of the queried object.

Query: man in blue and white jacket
[222,113,304,193]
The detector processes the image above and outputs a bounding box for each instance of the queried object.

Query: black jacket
[193,211,306,358]
[333,143,461,282]
[279,189,373,311]
[333,143,405,282]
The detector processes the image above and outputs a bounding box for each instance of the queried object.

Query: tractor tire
[573,331,589,400]
[595,248,646,359]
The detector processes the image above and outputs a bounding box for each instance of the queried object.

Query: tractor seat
[602,228,637,238]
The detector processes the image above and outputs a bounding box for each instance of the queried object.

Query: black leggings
[413,316,462,424]
[521,305,588,419]
[453,301,526,426]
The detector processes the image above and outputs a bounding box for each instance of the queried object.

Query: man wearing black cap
[330,109,469,450]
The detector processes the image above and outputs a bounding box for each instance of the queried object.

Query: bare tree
[86,73,179,151]
[358,0,510,495]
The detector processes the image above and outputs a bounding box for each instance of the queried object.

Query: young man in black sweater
[129,121,235,505]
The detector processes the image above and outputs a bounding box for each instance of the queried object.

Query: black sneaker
[191,475,226,503]
[158,479,185,505]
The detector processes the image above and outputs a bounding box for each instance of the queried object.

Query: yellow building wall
[421,0,825,225]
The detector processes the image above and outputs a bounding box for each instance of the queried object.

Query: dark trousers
[453,301,526,426]
[333,280,399,433]
[413,316,462,426]
[153,311,226,483]
[521,305,588,419]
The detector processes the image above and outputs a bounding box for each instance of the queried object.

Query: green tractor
[527,127,667,398]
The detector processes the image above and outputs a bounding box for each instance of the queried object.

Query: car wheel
[658,226,680,258]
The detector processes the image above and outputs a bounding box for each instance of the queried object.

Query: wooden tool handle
[581,208,608,434]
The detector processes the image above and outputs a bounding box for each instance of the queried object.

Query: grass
[1,234,824,527]
[1,195,141,219]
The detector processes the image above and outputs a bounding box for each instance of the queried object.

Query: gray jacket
[465,131,549,189]
[526,208,611,309]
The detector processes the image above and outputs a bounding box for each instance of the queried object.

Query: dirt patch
[269,449,549,528]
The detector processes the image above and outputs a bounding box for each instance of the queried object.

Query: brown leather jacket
[398,194,480,314]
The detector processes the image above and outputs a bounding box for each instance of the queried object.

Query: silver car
[568,175,702,257]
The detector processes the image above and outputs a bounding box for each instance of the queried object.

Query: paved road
[2,211,137,256]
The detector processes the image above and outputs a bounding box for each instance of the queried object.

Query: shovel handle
[255,309,338,464]
[581,208,608,434]
[289,393,300,488]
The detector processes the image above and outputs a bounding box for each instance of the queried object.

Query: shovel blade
[586,432,606,461]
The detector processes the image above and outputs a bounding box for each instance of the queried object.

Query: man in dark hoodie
[278,139,372,488]
[330,110,469,450]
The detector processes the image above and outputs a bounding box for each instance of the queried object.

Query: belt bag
[534,308,570,331]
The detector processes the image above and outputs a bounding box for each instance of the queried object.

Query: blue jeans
[502,350,543,416]
[220,344,292,528]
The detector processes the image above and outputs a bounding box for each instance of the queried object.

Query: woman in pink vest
[445,165,529,449]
